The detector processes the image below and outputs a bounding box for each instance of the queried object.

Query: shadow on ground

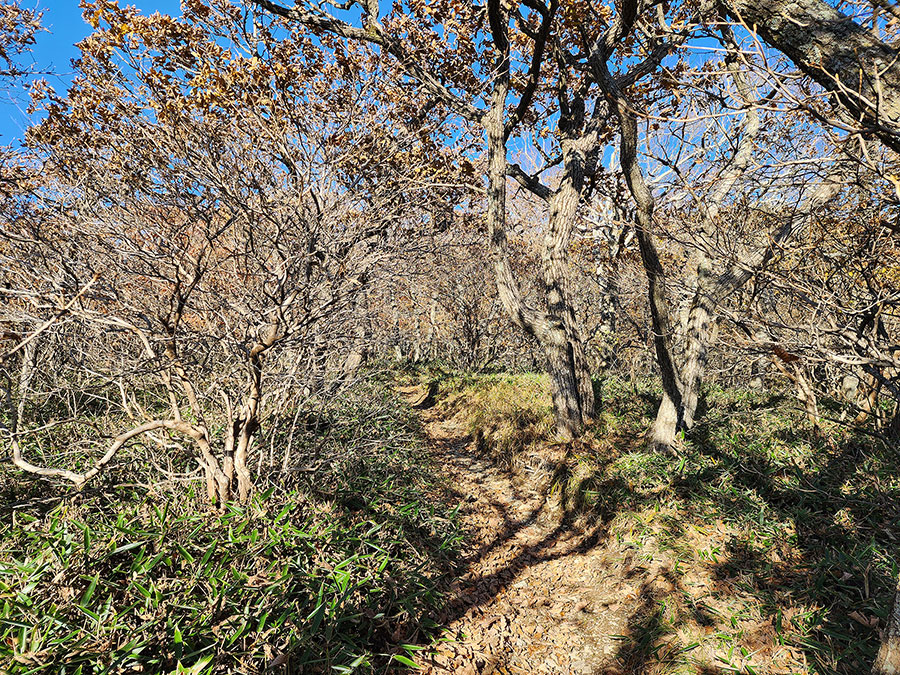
[400,375,899,675]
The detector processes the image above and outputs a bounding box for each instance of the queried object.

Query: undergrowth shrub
[0,379,461,674]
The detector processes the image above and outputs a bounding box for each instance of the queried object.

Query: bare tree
[1,2,441,502]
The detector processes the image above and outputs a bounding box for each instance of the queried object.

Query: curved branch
[721,0,900,154]
[10,419,208,487]
[505,0,557,139]
[0,273,99,364]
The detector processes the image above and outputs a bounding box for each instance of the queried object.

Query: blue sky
[1,0,182,145]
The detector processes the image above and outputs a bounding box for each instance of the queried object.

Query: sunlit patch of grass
[595,379,899,673]
[435,371,555,464]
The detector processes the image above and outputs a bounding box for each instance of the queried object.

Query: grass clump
[0,379,462,674]
[435,371,555,463]
[597,378,900,674]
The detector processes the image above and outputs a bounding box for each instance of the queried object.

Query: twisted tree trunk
[680,53,761,429]
[484,75,591,439]
[599,62,683,448]
[483,0,593,439]
[544,133,598,425]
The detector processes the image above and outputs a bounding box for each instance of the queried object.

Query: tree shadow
[539,381,896,673]
[665,412,900,674]
[408,407,635,673]
[0,382,470,674]
[302,377,897,674]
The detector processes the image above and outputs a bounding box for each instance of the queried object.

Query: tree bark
[874,579,900,674]
[680,54,760,428]
[484,69,586,439]
[598,62,684,447]
[545,133,598,424]
[721,0,900,154]
[483,0,592,439]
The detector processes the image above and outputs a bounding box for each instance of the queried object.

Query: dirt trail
[399,386,637,675]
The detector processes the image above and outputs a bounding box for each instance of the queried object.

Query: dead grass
[435,372,556,467]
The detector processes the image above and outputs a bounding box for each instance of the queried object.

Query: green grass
[0,379,463,674]
[597,378,899,674]
[6,367,897,674]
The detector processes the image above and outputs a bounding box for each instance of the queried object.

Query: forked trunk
[543,330,589,440]
[482,45,594,439]
[198,433,231,505]
[598,60,684,448]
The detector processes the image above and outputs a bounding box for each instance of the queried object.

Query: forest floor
[0,379,464,674]
[399,383,633,674]
[397,372,899,675]
[1,372,894,674]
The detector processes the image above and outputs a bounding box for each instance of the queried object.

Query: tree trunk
[680,288,714,430]
[635,226,684,447]
[601,68,684,447]
[874,580,900,674]
[339,286,370,382]
[855,372,881,425]
[680,54,761,428]
[721,0,900,154]
[197,431,231,505]
[544,133,598,424]
[542,337,588,439]
[485,114,587,439]
[231,341,268,503]
[596,264,618,370]
[771,355,821,428]
[682,172,844,428]
[427,290,438,361]
[481,11,592,439]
